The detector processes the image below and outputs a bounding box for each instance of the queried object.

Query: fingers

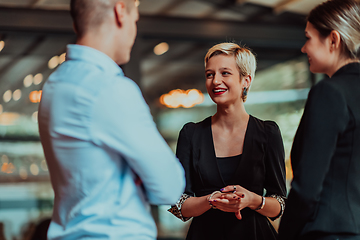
[209,198,242,212]
[235,211,242,220]
[220,185,238,193]
[220,193,244,200]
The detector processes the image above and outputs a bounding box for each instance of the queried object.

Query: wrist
[254,196,265,211]
[207,191,221,209]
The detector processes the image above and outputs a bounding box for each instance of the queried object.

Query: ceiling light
[48,56,59,69]
[33,73,43,85]
[1,162,15,174]
[19,168,28,179]
[159,89,204,108]
[135,0,140,7]
[0,41,4,52]
[154,42,169,56]
[41,160,48,171]
[58,53,66,64]
[29,90,42,103]
[13,89,21,101]
[3,90,12,103]
[30,163,39,176]
[23,74,33,87]
[32,111,38,123]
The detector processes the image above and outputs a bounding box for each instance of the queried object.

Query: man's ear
[114,1,126,27]
[329,30,341,52]
[72,22,78,34]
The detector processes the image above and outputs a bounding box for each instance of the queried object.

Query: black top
[176,115,286,240]
[217,154,242,184]
[279,63,360,240]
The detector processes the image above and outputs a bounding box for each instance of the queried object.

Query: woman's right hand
[209,185,261,219]
[208,190,245,219]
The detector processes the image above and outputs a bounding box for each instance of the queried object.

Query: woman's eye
[222,72,230,76]
[206,73,213,78]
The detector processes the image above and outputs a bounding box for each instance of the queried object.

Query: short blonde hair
[204,43,257,82]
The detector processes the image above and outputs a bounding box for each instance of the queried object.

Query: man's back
[39,44,185,239]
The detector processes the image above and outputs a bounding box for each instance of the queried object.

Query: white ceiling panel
[0,0,32,7]
[240,0,284,7]
[283,0,323,15]
[138,0,175,15]
[34,0,70,10]
[213,10,247,21]
[167,1,215,18]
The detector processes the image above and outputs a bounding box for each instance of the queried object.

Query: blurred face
[205,54,245,106]
[117,1,139,64]
[301,22,332,75]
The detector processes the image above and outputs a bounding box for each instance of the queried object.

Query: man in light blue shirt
[38,0,185,239]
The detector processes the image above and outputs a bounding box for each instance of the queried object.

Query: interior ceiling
[0,0,324,118]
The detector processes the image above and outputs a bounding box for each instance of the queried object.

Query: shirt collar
[332,62,360,78]
[66,44,124,76]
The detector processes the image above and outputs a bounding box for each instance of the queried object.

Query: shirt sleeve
[278,80,348,240]
[90,76,185,205]
[263,121,287,220]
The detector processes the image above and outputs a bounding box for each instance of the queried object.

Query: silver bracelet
[254,196,265,211]
[208,191,221,209]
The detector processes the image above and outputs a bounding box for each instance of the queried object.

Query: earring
[242,87,248,102]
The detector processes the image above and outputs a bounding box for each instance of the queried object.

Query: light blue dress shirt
[38,44,185,240]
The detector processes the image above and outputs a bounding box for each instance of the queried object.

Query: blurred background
[0,0,326,239]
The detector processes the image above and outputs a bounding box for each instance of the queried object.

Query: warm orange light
[0,112,20,126]
[154,42,169,56]
[0,40,4,52]
[285,158,293,180]
[160,89,204,108]
[1,162,15,174]
[29,90,42,103]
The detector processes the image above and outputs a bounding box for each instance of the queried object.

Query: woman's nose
[213,75,221,84]
[301,45,306,53]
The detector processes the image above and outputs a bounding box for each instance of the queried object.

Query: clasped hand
[208,185,253,220]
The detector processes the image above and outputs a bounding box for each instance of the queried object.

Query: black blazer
[177,115,286,240]
[279,63,360,240]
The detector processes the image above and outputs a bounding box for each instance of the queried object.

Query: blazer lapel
[229,115,254,186]
[204,117,226,187]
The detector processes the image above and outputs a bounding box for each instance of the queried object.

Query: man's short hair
[70,0,134,37]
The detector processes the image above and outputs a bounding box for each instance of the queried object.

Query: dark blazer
[177,115,286,240]
[279,63,360,240]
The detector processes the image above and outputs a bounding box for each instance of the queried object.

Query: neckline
[216,153,242,160]
[210,115,251,158]
[207,115,253,186]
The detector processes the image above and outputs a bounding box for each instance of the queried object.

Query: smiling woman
[168,43,287,240]
[278,1,360,240]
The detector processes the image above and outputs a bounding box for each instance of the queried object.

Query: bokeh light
[13,89,22,101]
[23,74,33,87]
[154,42,169,56]
[160,89,204,108]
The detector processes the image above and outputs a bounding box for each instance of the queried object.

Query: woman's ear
[243,75,252,89]
[329,30,341,52]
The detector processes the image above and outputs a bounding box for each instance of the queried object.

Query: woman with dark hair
[278,0,360,240]
[168,42,287,240]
